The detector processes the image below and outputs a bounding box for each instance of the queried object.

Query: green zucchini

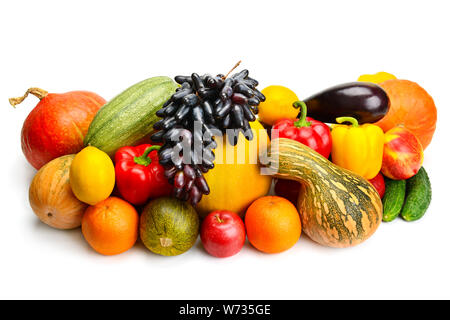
[382,178,406,222]
[84,76,178,156]
[401,167,431,222]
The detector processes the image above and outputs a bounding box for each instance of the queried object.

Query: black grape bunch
[151,62,265,205]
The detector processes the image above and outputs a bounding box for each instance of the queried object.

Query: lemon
[70,146,115,205]
[257,85,299,126]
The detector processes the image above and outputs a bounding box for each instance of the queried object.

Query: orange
[245,196,301,253]
[81,197,139,255]
[257,85,299,126]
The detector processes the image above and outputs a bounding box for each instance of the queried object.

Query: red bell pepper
[114,144,173,205]
[368,172,385,198]
[273,101,332,158]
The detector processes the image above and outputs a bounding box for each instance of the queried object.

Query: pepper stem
[134,145,161,166]
[9,87,49,108]
[292,101,311,127]
[336,116,359,127]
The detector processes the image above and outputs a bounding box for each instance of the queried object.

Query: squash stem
[293,101,311,127]
[9,87,48,108]
[134,145,161,166]
[336,116,359,127]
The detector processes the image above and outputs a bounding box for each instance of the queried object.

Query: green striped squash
[140,197,199,256]
[264,138,382,248]
[84,76,178,156]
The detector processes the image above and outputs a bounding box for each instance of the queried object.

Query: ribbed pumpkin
[263,138,382,248]
[196,120,272,218]
[29,155,88,229]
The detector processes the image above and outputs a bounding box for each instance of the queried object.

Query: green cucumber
[84,76,178,157]
[382,178,406,222]
[401,167,432,222]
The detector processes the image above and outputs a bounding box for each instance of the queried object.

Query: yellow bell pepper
[358,71,396,84]
[331,117,384,180]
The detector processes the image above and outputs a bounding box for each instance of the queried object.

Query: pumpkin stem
[293,101,311,128]
[134,145,161,166]
[9,87,48,108]
[222,60,242,80]
[336,116,359,127]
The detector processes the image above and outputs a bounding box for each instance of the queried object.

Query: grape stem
[222,60,242,80]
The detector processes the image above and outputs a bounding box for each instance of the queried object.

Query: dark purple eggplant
[300,82,390,124]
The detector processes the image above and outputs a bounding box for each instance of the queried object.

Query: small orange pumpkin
[29,155,87,229]
[375,79,437,149]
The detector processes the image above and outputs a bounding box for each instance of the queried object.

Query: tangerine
[245,196,301,253]
[82,197,139,255]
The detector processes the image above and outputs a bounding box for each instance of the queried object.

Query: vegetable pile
[11,67,436,257]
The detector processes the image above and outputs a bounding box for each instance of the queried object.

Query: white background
[1,0,449,300]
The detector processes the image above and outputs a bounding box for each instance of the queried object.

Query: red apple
[200,210,246,258]
[12,88,106,169]
[368,172,385,198]
[381,126,424,180]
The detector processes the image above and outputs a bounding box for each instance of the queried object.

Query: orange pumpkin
[375,79,437,149]
[29,155,87,229]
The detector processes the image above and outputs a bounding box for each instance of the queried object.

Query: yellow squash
[196,120,272,218]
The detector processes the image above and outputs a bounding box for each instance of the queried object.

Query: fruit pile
[11,68,436,257]
[151,64,266,205]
